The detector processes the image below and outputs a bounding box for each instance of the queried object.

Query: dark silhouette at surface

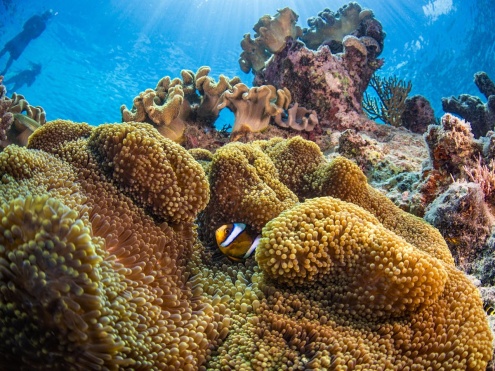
[0,10,53,75]
[4,62,42,91]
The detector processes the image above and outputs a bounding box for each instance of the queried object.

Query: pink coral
[255,36,381,131]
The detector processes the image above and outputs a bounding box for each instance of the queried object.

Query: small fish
[215,222,261,262]
[13,113,41,132]
[484,303,495,316]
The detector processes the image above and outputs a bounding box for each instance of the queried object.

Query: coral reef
[255,36,381,131]
[0,120,223,369]
[273,102,318,132]
[301,2,376,51]
[401,94,437,134]
[420,113,483,207]
[217,83,291,138]
[0,77,13,145]
[121,67,240,143]
[424,181,493,273]
[363,74,412,127]
[442,71,495,138]
[239,2,385,76]
[0,80,46,150]
[200,137,492,368]
[236,2,386,135]
[239,7,302,74]
[0,129,492,368]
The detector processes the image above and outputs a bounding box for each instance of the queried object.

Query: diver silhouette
[4,62,42,92]
[0,10,54,75]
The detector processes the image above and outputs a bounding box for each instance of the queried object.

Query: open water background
[0,0,493,126]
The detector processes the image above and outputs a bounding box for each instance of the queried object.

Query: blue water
[0,0,493,126]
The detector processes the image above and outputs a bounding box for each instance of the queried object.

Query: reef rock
[442,71,495,138]
[255,36,381,131]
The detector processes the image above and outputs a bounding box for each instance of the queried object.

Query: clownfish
[215,223,261,262]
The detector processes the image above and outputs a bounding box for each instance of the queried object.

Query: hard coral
[401,94,436,134]
[424,181,493,273]
[420,114,483,206]
[0,77,13,144]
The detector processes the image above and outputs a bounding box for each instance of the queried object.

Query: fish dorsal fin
[221,223,246,247]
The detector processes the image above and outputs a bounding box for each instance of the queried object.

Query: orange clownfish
[215,223,261,262]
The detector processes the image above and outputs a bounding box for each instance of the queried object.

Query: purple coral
[254,35,381,130]
[401,95,436,134]
[247,2,387,131]
[0,77,14,143]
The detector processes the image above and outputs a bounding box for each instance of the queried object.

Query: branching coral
[363,74,412,127]
[442,71,495,138]
[217,83,291,137]
[121,66,240,143]
[239,7,302,74]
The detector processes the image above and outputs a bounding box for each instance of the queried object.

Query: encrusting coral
[255,35,382,131]
[0,127,492,368]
